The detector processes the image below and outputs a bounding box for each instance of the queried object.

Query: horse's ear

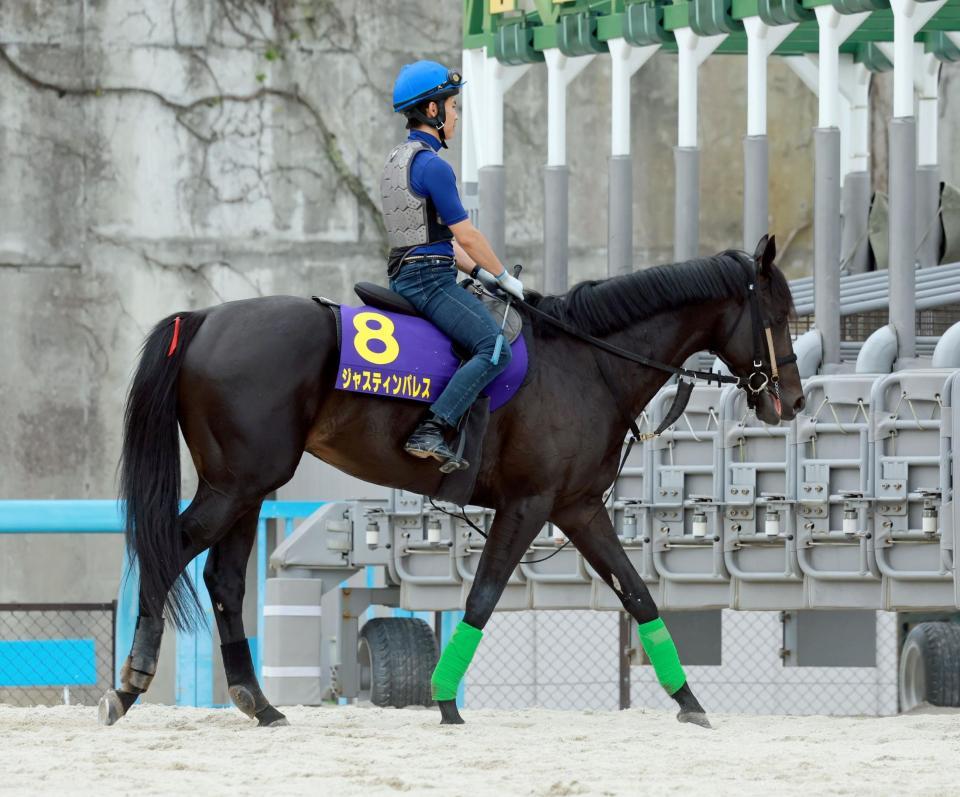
[754,234,776,274]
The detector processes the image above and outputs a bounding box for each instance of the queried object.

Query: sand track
[1,704,959,795]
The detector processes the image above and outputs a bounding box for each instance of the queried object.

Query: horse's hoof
[229,684,258,718]
[677,710,713,729]
[98,690,126,726]
[437,699,465,725]
[255,705,289,727]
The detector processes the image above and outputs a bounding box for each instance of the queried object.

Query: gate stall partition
[648,384,728,609]
[721,381,801,610]
[871,370,956,609]
[796,374,882,608]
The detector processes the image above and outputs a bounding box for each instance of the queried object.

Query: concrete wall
[2,1,959,606]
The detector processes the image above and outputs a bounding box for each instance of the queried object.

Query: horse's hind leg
[202,506,287,727]
[553,503,711,729]
[99,487,253,726]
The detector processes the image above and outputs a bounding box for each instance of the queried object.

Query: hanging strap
[648,379,695,440]
[591,344,696,448]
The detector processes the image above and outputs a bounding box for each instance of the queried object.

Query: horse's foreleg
[432,498,551,725]
[554,503,711,729]
[202,506,287,727]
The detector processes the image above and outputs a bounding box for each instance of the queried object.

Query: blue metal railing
[0,500,461,707]
[0,499,323,706]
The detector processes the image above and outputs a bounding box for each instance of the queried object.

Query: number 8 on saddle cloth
[331,280,529,410]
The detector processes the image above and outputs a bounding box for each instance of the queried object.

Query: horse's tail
[120,311,206,630]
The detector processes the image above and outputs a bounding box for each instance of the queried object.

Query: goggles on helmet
[394,69,464,112]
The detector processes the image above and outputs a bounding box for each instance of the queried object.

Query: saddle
[353,280,524,345]
[319,281,531,507]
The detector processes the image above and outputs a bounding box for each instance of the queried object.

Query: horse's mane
[525,251,795,337]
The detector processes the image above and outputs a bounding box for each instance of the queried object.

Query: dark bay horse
[99,236,802,728]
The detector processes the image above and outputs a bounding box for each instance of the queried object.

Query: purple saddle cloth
[336,304,528,411]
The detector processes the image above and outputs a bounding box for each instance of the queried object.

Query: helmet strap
[435,100,448,148]
[406,98,449,149]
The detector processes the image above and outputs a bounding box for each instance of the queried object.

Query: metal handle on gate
[724,501,804,583]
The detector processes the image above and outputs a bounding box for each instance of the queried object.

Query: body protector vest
[381,140,454,276]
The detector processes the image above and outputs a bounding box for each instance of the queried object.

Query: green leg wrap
[431,621,483,701]
[638,617,687,695]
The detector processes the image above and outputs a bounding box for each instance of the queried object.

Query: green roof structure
[465,0,960,61]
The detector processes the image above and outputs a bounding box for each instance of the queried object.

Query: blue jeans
[390,258,512,426]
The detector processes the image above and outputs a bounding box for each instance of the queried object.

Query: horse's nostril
[794,396,805,413]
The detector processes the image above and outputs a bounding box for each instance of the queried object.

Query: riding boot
[404,414,469,473]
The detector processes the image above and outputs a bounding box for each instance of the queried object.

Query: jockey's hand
[495,269,525,301]
[470,266,500,293]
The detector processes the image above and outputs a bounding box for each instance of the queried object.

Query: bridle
[710,276,798,412]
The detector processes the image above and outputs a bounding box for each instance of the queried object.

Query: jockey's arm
[451,240,475,273]
[449,219,506,277]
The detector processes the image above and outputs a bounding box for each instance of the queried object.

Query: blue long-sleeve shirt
[406,130,468,259]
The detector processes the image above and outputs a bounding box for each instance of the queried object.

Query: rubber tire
[899,622,960,712]
[357,617,439,708]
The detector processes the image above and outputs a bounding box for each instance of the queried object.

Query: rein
[519,298,739,389]
[513,265,797,440]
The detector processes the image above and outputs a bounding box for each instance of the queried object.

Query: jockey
[382,60,524,474]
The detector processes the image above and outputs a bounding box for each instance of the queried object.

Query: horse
[99,235,802,729]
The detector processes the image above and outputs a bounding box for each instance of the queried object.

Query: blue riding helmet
[392,60,464,112]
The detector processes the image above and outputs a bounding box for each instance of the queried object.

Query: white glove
[495,270,525,301]
[470,266,500,293]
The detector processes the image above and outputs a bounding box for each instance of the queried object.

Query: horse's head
[711,235,804,425]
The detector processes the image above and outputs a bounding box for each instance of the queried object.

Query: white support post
[893,0,916,118]
[461,48,486,186]
[914,45,942,266]
[744,18,798,137]
[482,54,531,168]
[785,54,870,181]
[838,56,871,177]
[816,8,840,128]
[889,0,947,118]
[609,38,658,156]
[462,48,531,177]
[915,47,941,168]
[838,56,872,274]
[608,38,659,276]
[543,49,595,292]
[813,7,870,129]
[807,8,869,366]
[885,0,944,360]
[674,29,727,147]
[742,19,796,251]
[672,27,726,261]
[544,49,595,166]
[462,48,531,260]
